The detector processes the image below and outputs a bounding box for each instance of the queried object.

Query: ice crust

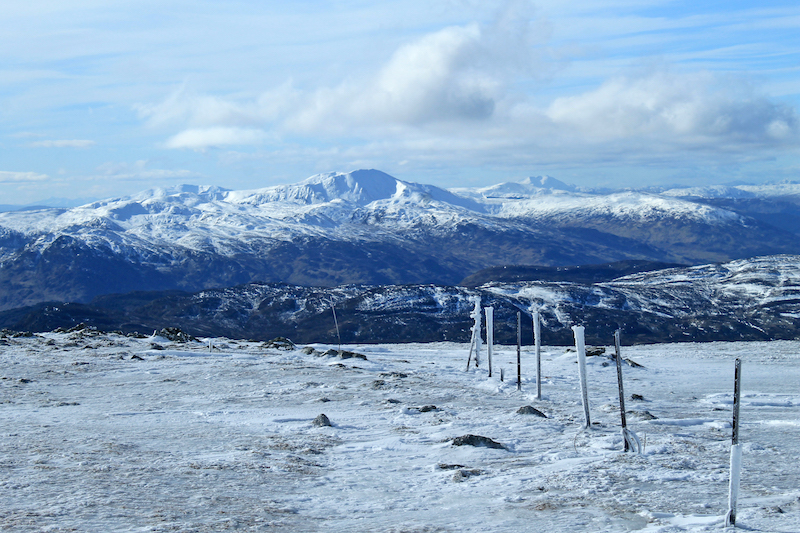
[1,334,799,531]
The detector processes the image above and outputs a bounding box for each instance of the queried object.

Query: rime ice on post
[572,325,591,428]
[485,307,494,377]
[465,296,482,370]
[533,310,541,400]
[726,358,743,528]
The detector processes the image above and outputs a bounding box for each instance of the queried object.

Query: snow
[2,333,799,532]
[0,170,756,259]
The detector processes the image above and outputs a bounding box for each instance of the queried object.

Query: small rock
[625,358,644,368]
[370,380,387,390]
[418,405,438,413]
[516,405,547,418]
[630,394,645,401]
[312,414,332,427]
[452,469,482,482]
[586,346,606,357]
[627,410,658,420]
[157,327,196,343]
[301,346,318,355]
[436,463,466,470]
[338,350,367,361]
[452,434,505,449]
[264,337,295,351]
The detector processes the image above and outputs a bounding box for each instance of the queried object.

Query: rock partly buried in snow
[630,394,646,401]
[625,358,644,368]
[157,327,196,343]
[451,434,506,449]
[338,350,367,360]
[516,405,547,417]
[319,349,368,360]
[263,337,295,350]
[452,469,483,482]
[627,410,658,420]
[312,414,332,427]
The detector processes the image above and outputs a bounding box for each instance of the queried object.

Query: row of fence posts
[464,298,744,527]
[330,295,744,526]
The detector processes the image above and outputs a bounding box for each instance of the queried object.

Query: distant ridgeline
[4,170,800,312]
[2,256,799,345]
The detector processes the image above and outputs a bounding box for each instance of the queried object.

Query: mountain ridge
[2,169,800,310]
[2,255,798,345]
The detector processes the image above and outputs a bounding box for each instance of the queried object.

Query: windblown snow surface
[2,332,799,532]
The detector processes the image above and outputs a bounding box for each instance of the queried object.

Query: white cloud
[312,24,497,126]
[94,160,200,182]
[164,127,267,150]
[0,170,49,183]
[147,13,542,142]
[546,71,799,147]
[29,139,96,148]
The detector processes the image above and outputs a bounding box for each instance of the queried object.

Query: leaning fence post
[725,358,743,528]
[572,325,591,428]
[330,298,342,354]
[485,307,494,378]
[516,311,522,391]
[533,311,542,400]
[614,330,629,451]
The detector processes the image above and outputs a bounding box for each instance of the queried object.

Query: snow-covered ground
[2,331,799,532]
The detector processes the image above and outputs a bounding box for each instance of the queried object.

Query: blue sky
[2,0,800,204]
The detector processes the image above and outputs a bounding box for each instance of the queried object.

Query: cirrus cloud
[164,127,268,150]
[0,170,49,183]
[29,139,96,148]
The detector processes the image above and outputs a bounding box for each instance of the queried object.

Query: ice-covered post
[465,296,482,371]
[330,298,342,354]
[725,358,743,528]
[485,307,494,378]
[572,325,591,428]
[472,297,482,367]
[516,311,522,391]
[533,310,542,400]
[614,330,629,451]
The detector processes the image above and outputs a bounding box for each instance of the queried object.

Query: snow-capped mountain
[1,169,800,310]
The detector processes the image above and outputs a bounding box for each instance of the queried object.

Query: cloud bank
[141,22,799,172]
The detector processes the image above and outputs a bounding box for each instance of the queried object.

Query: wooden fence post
[614,330,629,451]
[516,311,522,391]
[486,307,494,378]
[725,358,743,528]
[533,311,542,400]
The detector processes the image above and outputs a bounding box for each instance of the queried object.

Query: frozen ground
[1,331,799,532]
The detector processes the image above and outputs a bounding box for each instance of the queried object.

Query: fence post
[516,311,522,391]
[572,325,591,428]
[614,330,629,451]
[725,358,743,528]
[330,298,342,354]
[533,311,542,400]
[486,307,494,378]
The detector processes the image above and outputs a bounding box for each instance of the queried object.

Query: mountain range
[2,255,798,345]
[3,169,800,312]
